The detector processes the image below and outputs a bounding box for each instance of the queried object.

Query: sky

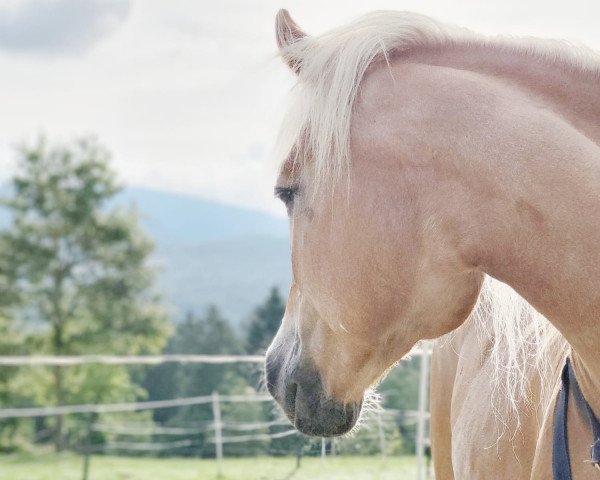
[0,0,599,217]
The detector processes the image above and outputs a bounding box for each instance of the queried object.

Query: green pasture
[0,453,420,480]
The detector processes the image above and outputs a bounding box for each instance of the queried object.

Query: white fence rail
[0,346,424,367]
[0,394,272,419]
[0,354,264,366]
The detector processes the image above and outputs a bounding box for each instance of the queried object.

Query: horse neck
[407,43,600,144]
[417,44,600,411]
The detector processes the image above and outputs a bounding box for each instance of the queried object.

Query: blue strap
[568,360,600,469]
[553,360,572,479]
[552,358,600,479]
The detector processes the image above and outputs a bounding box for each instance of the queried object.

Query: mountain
[117,188,289,245]
[155,236,291,326]
[118,188,291,326]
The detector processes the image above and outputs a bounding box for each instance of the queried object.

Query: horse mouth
[266,355,362,437]
[292,394,362,436]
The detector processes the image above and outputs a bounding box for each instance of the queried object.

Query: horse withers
[265,10,600,479]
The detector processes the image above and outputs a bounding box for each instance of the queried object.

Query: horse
[264,9,600,479]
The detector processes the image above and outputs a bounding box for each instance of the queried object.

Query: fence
[0,343,432,479]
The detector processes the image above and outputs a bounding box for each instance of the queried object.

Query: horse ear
[275,9,307,73]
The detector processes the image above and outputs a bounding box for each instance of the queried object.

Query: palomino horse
[265,9,600,479]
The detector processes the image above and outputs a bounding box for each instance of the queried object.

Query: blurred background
[0,1,598,479]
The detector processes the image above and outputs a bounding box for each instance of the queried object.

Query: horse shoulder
[432,318,544,479]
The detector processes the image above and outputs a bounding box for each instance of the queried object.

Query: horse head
[265,10,486,436]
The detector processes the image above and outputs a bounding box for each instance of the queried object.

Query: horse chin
[292,390,362,437]
[266,354,363,437]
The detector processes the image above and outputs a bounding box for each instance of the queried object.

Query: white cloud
[0,0,598,217]
[0,0,131,55]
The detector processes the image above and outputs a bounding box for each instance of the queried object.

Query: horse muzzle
[265,352,362,437]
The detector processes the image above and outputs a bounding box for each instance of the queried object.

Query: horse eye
[274,186,299,210]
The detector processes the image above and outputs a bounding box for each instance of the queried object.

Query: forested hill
[117,188,291,327]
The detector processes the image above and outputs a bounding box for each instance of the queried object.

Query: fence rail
[0,394,272,418]
[0,346,424,367]
[91,419,292,435]
[0,354,265,366]
[208,429,298,444]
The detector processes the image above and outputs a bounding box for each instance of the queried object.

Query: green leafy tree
[145,306,268,456]
[0,137,170,450]
[245,287,285,354]
[0,314,26,451]
[378,357,421,453]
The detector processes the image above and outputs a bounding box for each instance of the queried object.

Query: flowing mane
[276,11,576,412]
[471,277,566,420]
[277,11,600,190]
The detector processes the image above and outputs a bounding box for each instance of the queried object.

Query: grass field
[0,453,422,480]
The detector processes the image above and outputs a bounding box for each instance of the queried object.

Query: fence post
[416,341,431,480]
[81,415,92,480]
[296,434,304,469]
[212,391,223,477]
[321,437,326,461]
[377,410,387,460]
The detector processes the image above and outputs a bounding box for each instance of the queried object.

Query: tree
[145,305,244,423]
[245,287,285,354]
[144,306,266,456]
[378,357,421,453]
[0,137,170,450]
[0,314,25,451]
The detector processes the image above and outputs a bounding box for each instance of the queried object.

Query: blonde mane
[277,11,600,191]
[472,277,566,419]
[276,11,577,409]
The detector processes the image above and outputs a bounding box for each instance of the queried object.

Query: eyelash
[274,186,299,209]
